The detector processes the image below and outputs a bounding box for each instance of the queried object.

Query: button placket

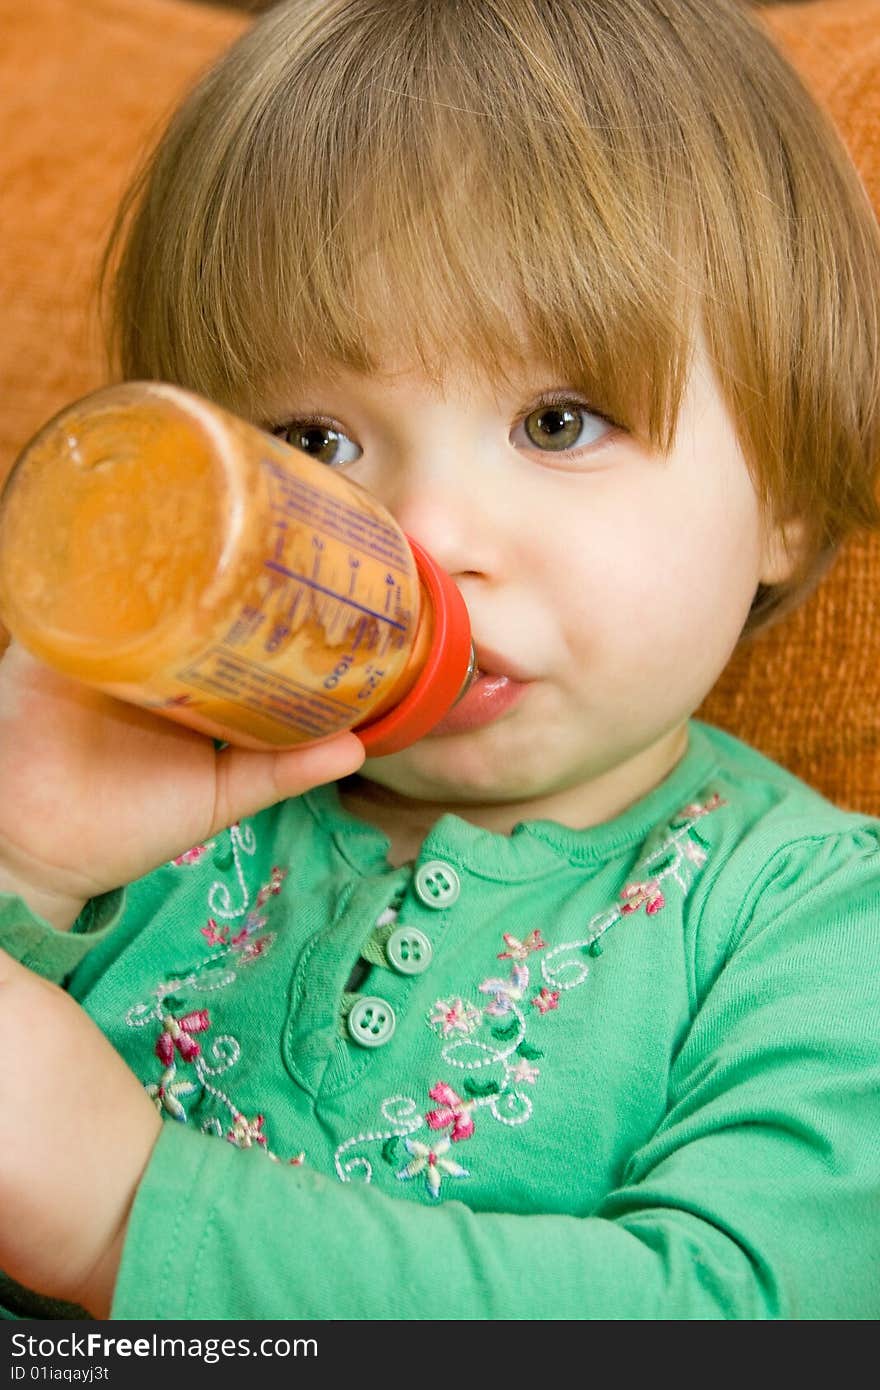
[339,860,462,1060]
[284,871,412,1095]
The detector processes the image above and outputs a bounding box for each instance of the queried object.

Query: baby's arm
[105,829,880,1320]
[0,946,161,1316]
[0,641,365,1316]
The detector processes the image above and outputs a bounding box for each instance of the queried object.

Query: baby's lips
[471,641,534,684]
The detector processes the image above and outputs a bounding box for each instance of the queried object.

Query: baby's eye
[512,399,615,454]
[273,420,362,467]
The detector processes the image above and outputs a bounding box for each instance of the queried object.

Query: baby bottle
[0,382,475,756]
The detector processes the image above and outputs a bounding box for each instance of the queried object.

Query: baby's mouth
[429,645,534,737]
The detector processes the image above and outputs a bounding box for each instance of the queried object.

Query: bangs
[105,0,880,627]
[106,0,703,449]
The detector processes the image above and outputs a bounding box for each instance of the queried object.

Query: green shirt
[2,720,879,1319]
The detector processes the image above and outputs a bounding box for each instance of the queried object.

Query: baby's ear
[758,515,808,587]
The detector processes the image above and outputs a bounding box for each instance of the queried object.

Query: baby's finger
[208,732,366,836]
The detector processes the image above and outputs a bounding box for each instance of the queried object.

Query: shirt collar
[303,720,721,881]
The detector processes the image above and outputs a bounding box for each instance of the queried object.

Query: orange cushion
[0,0,248,474]
[1,0,878,809]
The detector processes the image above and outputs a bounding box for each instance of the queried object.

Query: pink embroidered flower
[201,918,229,946]
[531,986,560,1014]
[227,1113,267,1148]
[620,879,665,916]
[507,1058,540,1085]
[397,1137,469,1199]
[429,997,481,1038]
[479,963,528,1016]
[145,1066,198,1121]
[230,928,249,947]
[237,933,275,965]
[155,1010,210,1065]
[678,793,726,820]
[172,843,212,866]
[426,1082,475,1142]
[255,866,287,908]
[498,929,547,962]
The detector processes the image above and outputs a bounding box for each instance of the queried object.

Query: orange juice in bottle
[0,382,474,755]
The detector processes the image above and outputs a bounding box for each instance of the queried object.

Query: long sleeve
[0,887,130,1321]
[111,829,880,1320]
[0,889,126,983]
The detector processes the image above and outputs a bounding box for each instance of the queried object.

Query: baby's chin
[354,745,565,808]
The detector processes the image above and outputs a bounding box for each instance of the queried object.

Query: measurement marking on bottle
[182,647,362,722]
[311,535,324,580]
[264,460,411,570]
[263,561,408,631]
[272,520,288,561]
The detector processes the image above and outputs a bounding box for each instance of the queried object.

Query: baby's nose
[383,465,499,582]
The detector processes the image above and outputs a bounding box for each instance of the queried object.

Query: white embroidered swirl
[195,1035,241,1077]
[208,822,258,918]
[334,1096,424,1184]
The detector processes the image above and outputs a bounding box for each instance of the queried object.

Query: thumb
[208,732,366,836]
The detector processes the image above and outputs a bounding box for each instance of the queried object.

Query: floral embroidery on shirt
[145,1066,199,1121]
[227,1113,268,1148]
[334,789,726,1200]
[335,1097,425,1183]
[676,793,725,822]
[498,929,547,961]
[396,1137,470,1198]
[155,1009,210,1065]
[201,920,228,946]
[479,963,528,1017]
[507,1058,540,1085]
[619,879,665,915]
[129,830,302,1163]
[426,1082,475,1141]
[237,934,275,966]
[531,986,560,1014]
[258,865,287,900]
[171,842,215,867]
[429,997,482,1037]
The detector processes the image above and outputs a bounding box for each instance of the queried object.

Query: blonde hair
[101,0,880,637]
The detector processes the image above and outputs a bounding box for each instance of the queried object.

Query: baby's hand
[0,947,161,1316]
[0,643,365,929]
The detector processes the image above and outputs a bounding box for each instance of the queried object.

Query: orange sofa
[1,0,879,811]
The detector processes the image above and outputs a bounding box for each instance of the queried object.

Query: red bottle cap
[356,536,473,757]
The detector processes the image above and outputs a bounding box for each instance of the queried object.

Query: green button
[386,926,433,975]
[347,996,396,1048]
[413,860,460,908]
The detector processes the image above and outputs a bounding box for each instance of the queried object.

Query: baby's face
[266,340,793,822]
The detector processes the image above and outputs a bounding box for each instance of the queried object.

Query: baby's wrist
[0,861,86,933]
[74,1221,126,1321]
